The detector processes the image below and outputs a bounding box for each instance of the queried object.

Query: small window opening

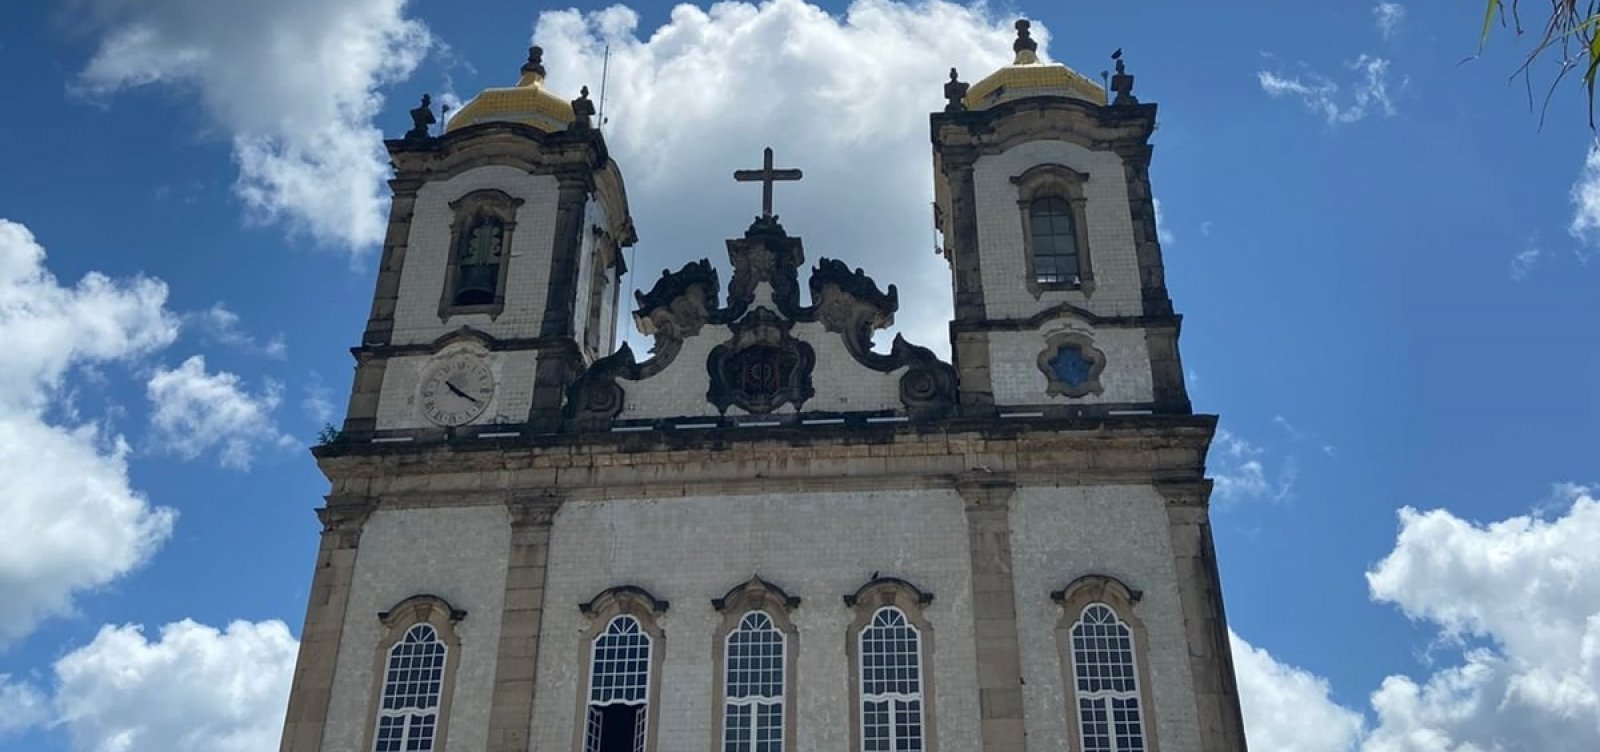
[1030,197,1080,285]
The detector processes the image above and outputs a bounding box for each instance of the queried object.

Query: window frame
[844,577,938,752]
[362,595,466,752]
[1051,575,1160,752]
[439,189,524,321]
[574,586,668,752]
[710,577,801,752]
[1035,330,1108,399]
[1011,163,1095,298]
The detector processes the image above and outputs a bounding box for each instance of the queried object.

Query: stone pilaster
[1159,481,1249,752]
[528,171,596,431]
[485,497,561,752]
[279,501,373,752]
[957,477,1026,752]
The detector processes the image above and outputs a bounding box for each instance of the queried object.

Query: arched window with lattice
[363,595,465,752]
[845,576,937,752]
[1053,575,1158,752]
[576,586,667,752]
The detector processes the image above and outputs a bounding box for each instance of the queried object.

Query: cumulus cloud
[146,355,293,469]
[74,0,434,250]
[530,0,1019,353]
[1363,486,1600,750]
[1231,631,1365,752]
[1231,485,1600,751]
[0,219,178,644]
[53,619,297,752]
[1373,3,1406,41]
[0,675,50,734]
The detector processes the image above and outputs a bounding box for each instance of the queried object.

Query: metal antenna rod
[597,44,612,131]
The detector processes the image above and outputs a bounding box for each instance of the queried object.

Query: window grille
[1071,605,1146,752]
[372,624,446,752]
[723,611,785,752]
[859,607,924,752]
[585,615,651,752]
[1029,196,1080,284]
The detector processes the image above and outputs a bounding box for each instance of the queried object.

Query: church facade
[278,21,1248,752]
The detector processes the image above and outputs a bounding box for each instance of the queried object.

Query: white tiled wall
[972,141,1145,320]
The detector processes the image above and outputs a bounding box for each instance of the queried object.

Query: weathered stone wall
[321,505,511,751]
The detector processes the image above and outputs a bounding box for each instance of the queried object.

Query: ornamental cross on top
[733,147,803,219]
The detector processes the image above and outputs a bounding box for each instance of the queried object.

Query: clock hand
[444,380,481,405]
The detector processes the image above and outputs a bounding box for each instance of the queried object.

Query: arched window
[440,189,521,318]
[1053,576,1156,752]
[723,610,786,752]
[585,615,653,752]
[452,215,504,306]
[859,606,925,752]
[1029,197,1080,284]
[1070,605,1146,751]
[373,624,448,752]
[1011,163,1094,294]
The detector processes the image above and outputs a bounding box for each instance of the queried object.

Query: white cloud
[74,0,434,250]
[187,303,286,359]
[1258,55,1397,125]
[1569,143,1600,250]
[1363,486,1600,750]
[1509,245,1541,281]
[0,219,178,645]
[531,0,1019,354]
[1374,3,1406,41]
[0,675,49,735]
[1231,630,1365,752]
[146,355,293,470]
[53,619,297,752]
[1154,197,1176,246]
[1210,428,1294,502]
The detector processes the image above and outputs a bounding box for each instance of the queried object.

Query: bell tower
[340,47,636,441]
[932,21,1188,417]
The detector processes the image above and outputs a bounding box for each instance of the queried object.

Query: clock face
[418,355,495,427]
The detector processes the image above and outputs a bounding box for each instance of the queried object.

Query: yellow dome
[445,47,576,134]
[964,21,1106,109]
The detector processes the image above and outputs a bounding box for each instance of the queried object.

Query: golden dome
[445,47,576,134]
[964,21,1106,109]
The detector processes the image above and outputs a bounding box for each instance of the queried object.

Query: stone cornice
[314,415,1217,501]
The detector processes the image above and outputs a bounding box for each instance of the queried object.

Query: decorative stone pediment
[707,307,816,414]
[563,220,958,427]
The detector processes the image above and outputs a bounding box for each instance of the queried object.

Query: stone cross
[733,147,803,219]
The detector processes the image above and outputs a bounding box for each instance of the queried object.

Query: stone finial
[521,46,547,78]
[1110,48,1138,105]
[943,68,969,113]
[1013,19,1038,56]
[405,93,435,139]
[570,85,596,130]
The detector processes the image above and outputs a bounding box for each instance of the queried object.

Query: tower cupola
[964,20,1106,109]
[446,46,579,133]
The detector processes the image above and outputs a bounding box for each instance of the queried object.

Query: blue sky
[1,1,1597,750]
